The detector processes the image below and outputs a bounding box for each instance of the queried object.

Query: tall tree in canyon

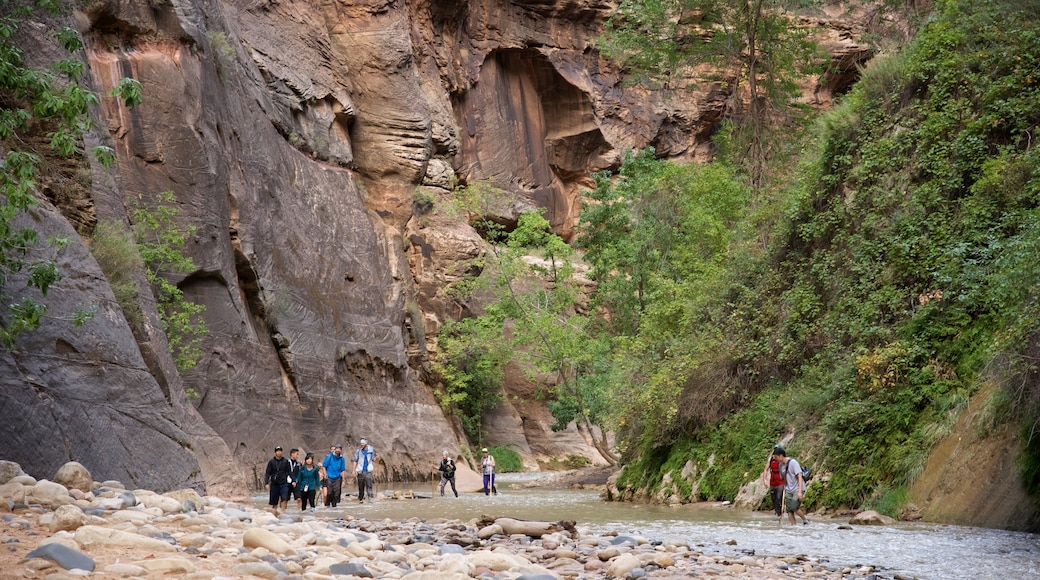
[599,0,819,192]
[437,183,616,463]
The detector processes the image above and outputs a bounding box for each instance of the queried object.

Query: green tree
[576,150,749,448]
[497,211,616,464]
[432,307,510,442]
[0,1,141,346]
[131,191,208,371]
[599,0,821,191]
[437,182,617,462]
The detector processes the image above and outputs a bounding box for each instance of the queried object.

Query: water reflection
[257,473,1040,580]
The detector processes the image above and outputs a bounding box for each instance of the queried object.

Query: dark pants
[483,473,496,495]
[439,475,457,497]
[357,472,374,501]
[301,488,317,509]
[770,485,784,516]
[325,477,342,506]
[268,483,290,506]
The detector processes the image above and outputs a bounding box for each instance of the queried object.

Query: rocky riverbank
[0,460,893,579]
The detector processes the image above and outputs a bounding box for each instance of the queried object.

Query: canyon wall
[0,0,871,496]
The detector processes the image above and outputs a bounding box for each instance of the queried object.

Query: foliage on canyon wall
[90,192,209,372]
[608,0,1040,516]
[0,1,99,345]
[600,0,822,192]
[0,1,141,347]
[434,183,615,460]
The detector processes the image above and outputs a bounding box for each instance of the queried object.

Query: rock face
[0,0,874,495]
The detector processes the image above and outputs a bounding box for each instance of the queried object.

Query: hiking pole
[779,489,785,528]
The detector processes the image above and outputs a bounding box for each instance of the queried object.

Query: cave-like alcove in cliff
[452,48,611,237]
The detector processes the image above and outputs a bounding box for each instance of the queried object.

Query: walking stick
[779,488,786,528]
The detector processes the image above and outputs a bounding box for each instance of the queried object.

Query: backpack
[799,463,813,482]
[781,460,813,482]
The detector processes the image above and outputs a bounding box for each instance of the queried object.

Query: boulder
[49,504,87,532]
[31,480,73,508]
[136,492,182,513]
[478,523,504,539]
[465,550,525,571]
[53,462,93,492]
[850,510,898,526]
[131,557,197,573]
[242,528,295,555]
[24,542,95,572]
[232,562,280,578]
[0,481,26,503]
[74,525,177,552]
[0,460,26,484]
[163,488,203,512]
[606,553,642,578]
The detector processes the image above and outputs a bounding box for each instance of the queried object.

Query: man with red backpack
[762,444,786,517]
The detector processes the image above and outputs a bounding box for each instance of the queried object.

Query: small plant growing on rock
[413,188,435,216]
[89,220,144,324]
[131,191,209,371]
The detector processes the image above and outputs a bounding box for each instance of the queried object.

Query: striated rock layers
[0,0,872,495]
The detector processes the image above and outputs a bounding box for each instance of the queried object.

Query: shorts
[784,491,801,513]
[269,483,290,505]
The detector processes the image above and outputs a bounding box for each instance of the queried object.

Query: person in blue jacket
[322,444,346,507]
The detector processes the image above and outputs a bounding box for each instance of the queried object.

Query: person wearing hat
[480,447,497,495]
[263,446,292,513]
[761,444,786,518]
[322,444,346,507]
[436,450,458,497]
[353,438,376,503]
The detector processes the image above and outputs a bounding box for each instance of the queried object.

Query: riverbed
[261,472,1040,580]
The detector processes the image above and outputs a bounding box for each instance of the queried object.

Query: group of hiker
[267,441,805,523]
[265,442,500,510]
[262,439,377,512]
[434,446,498,497]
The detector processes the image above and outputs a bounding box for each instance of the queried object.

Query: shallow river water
[259,473,1040,580]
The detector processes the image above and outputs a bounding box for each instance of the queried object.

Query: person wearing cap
[322,444,346,507]
[775,447,810,525]
[263,446,292,513]
[761,445,785,518]
[353,438,377,503]
[297,452,322,511]
[480,447,497,495]
[436,450,458,497]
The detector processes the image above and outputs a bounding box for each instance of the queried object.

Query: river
[258,472,1040,579]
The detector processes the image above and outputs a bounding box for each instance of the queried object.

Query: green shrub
[132,191,209,371]
[89,220,144,324]
[542,454,591,470]
[413,188,435,215]
[486,445,523,473]
[866,485,910,518]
